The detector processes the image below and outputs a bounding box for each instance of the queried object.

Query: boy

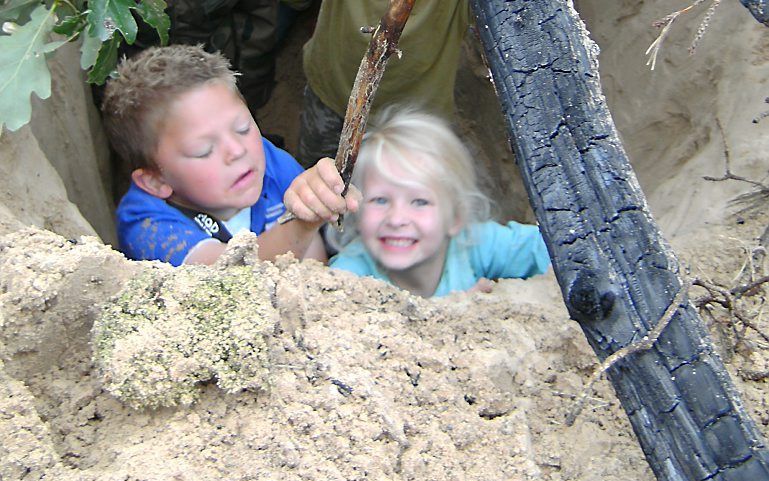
[102,45,357,266]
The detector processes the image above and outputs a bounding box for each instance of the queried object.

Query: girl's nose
[385,205,409,227]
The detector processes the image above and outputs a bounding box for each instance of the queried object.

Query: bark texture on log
[741,0,769,26]
[470,1,769,480]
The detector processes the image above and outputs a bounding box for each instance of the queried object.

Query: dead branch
[565,279,692,426]
[694,276,769,347]
[646,0,719,70]
[280,0,415,224]
[335,0,415,189]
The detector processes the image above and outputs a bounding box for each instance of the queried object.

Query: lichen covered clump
[92,263,279,409]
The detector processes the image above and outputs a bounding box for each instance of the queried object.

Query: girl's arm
[471,221,551,279]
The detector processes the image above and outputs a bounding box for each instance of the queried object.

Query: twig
[753,97,769,124]
[740,368,769,381]
[701,118,769,213]
[565,280,692,426]
[694,276,769,345]
[731,275,769,298]
[700,118,765,189]
[646,0,714,71]
[279,0,416,225]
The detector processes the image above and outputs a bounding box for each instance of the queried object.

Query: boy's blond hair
[102,45,238,171]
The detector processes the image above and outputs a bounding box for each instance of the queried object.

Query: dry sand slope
[1,0,769,480]
[1,229,655,480]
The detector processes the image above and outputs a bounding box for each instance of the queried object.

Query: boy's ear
[131,168,173,199]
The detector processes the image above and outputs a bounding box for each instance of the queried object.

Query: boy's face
[149,81,266,220]
[358,154,462,289]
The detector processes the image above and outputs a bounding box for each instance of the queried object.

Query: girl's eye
[412,198,430,207]
[236,124,250,135]
[368,196,388,205]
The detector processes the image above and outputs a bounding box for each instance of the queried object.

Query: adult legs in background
[296,85,344,169]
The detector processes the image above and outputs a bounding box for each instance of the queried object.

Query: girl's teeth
[384,238,414,247]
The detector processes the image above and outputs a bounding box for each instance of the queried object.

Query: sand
[1,1,768,480]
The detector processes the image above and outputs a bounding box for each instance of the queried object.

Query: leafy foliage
[0,4,63,132]
[0,0,170,134]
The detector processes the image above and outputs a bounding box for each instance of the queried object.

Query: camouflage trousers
[164,0,279,112]
[296,85,344,169]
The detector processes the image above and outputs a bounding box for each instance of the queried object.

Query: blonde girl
[330,108,550,297]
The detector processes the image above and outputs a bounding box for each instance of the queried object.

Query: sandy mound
[1,228,654,480]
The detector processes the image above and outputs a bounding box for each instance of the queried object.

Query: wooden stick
[279,0,415,224]
[335,0,415,190]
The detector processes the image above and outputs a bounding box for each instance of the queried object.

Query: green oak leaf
[0,4,65,133]
[0,0,39,23]
[53,11,88,37]
[80,27,101,69]
[136,0,169,45]
[86,0,138,44]
[87,32,119,84]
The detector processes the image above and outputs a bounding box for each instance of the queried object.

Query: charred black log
[470,1,769,480]
[741,0,769,26]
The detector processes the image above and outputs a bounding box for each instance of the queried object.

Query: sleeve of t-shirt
[469,221,551,280]
[116,185,209,267]
[329,240,378,277]
[263,138,304,193]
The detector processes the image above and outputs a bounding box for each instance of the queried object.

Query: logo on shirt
[266,202,285,220]
[264,202,285,231]
[194,213,220,236]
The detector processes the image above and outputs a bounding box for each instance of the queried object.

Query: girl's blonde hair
[337,107,491,245]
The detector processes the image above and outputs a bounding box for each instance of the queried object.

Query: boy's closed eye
[188,146,213,158]
[185,124,249,158]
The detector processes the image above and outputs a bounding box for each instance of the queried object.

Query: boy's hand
[284,157,360,224]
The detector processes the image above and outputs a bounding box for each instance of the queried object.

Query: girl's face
[358,153,462,295]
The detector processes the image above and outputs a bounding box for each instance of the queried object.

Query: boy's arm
[183,227,327,265]
[184,158,358,265]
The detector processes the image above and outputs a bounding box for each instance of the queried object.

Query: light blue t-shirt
[116,138,303,266]
[329,221,551,297]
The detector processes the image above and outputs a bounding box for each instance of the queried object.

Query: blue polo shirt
[116,138,303,266]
